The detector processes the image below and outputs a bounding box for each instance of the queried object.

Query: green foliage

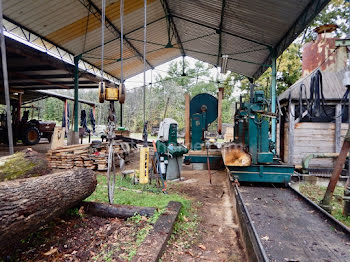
[303,0,349,42]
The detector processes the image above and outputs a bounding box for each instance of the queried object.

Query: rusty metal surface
[302,35,347,77]
[240,185,350,262]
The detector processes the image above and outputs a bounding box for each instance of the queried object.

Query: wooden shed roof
[278,70,347,103]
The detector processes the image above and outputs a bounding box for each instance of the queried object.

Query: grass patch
[299,183,350,227]
[86,174,195,260]
[86,174,191,217]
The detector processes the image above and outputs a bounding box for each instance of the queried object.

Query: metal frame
[171,14,271,49]
[79,16,167,56]
[216,0,226,66]
[160,0,185,56]
[232,183,269,262]
[78,0,154,70]
[3,16,118,83]
[253,0,331,79]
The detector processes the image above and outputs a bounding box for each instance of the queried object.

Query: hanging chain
[107,101,116,204]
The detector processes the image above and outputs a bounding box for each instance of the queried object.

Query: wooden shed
[278,69,348,169]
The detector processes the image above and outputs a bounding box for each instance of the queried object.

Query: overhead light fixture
[181,55,187,77]
[165,41,174,48]
[220,55,228,74]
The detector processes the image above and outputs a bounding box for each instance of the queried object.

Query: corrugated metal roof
[3,0,331,80]
[278,70,347,102]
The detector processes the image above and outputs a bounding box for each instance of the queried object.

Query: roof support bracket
[78,0,154,69]
[160,0,185,56]
[216,0,226,67]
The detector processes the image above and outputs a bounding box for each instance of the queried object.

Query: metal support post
[0,0,14,155]
[74,55,81,133]
[271,51,277,148]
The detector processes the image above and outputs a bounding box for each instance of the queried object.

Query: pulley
[98,81,125,103]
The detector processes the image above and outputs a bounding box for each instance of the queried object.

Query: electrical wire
[143,0,147,125]
[100,0,105,81]
[120,0,124,85]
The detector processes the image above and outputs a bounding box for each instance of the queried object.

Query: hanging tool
[99,0,124,203]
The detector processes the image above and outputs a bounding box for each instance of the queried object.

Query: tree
[302,0,349,43]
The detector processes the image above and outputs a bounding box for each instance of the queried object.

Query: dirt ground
[0,139,51,157]
[9,212,149,261]
[2,145,246,261]
[162,166,246,262]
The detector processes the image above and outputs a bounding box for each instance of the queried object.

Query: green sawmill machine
[184,90,224,168]
[156,118,188,180]
[225,90,294,184]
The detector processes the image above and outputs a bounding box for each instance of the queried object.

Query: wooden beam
[288,103,295,164]
[185,93,191,149]
[132,201,181,262]
[335,103,342,153]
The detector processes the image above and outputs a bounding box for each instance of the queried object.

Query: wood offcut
[132,201,182,262]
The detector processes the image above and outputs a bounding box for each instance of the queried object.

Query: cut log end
[221,143,251,167]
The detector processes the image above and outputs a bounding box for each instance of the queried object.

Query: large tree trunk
[0,148,50,182]
[0,168,96,255]
[82,201,157,219]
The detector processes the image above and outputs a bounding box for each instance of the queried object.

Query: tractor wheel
[23,126,40,145]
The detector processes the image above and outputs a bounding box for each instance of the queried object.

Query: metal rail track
[229,176,350,262]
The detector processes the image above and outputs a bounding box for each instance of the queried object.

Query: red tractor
[0,108,56,146]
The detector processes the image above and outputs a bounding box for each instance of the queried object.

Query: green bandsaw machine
[184,93,223,168]
[226,90,294,184]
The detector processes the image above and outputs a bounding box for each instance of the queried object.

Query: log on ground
[0,168,96,255]
[0,148,50,182]
[82,201,157,219]
[221,142,251,166]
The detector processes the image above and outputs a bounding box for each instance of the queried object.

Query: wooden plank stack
[46,142,131,171]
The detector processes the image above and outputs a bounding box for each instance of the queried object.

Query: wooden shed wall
[281,122,348,168]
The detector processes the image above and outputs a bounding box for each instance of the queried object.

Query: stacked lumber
[46,142,132,171]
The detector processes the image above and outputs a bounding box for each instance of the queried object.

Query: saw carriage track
[231,180,350,262]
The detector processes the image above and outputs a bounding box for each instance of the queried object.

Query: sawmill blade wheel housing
[190,93,218,125]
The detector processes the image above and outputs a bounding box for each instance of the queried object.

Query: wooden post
[288,103,295,164]
[335,103,342,153]
[185,93,191,149]
[217,87,223,134]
